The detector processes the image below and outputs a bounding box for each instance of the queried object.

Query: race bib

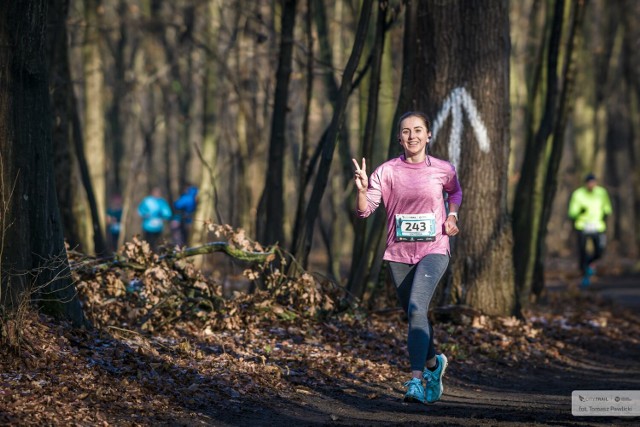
[583,222,599,234]
[147,217,164,229]
[395,213,436,242]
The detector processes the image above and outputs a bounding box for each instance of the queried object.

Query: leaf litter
[1,225,639,425]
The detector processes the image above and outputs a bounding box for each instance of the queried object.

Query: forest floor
[1,236,639,426]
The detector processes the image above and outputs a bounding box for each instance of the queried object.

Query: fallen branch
[162,242,275,263]
[71,242,275,274]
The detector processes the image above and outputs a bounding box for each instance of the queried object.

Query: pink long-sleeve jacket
[357,155,462,264]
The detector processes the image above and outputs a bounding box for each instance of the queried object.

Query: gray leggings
[388,254,449,371]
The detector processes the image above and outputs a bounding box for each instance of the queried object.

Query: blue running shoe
[423,353,448,403]
[403,377,426,403]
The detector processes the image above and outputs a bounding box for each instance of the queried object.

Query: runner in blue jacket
[138,187,172,250]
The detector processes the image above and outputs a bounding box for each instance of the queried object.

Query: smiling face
[398,115,431,163]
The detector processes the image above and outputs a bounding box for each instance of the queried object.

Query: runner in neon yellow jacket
[567,173,612,287]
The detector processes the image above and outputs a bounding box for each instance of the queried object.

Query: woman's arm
[352,157,382,217]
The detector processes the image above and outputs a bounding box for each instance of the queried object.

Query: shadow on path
[207,273,640,426]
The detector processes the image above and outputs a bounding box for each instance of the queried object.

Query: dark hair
[584,173,596,182]
[397,111,432,134]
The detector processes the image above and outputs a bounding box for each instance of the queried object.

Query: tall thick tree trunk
[416,0,516,316]
[0,0,85,326]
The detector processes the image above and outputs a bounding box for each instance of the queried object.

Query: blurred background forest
[2,0,639,320]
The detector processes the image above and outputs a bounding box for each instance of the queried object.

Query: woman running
[353,111,461,404]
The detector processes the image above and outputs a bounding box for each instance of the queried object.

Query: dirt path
[205,275,640,426]
[4,272,637,426]
[585,273,640,309]
[206,349,639,426]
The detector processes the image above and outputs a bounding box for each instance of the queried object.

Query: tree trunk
[347,0,418,301]
[234,107,253,233]
[71,85,109,256]
[0,0,85,326]
[257,0,297,247]
[347,0,387,298]
[104,0,128,194]
[183,6,205,203]
[622,0,640,254]
[313,0,355,190]
[536,0,588,297]
[509,0,545,209]
[289,0,355,272]
[416,0,516,316]
[49,0,86,250]
[296,0,314,223]
[512,0,563,307]
[192,0,223,253]
[290,0,373,268]
[82,0,107,255]
[512,0,586,306]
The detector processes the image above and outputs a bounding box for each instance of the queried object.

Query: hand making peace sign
[352,157,368,192]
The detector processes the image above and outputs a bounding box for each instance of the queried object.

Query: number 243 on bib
[395,213,436,242]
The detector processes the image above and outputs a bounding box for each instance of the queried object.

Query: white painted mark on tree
[431,87,490,170]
